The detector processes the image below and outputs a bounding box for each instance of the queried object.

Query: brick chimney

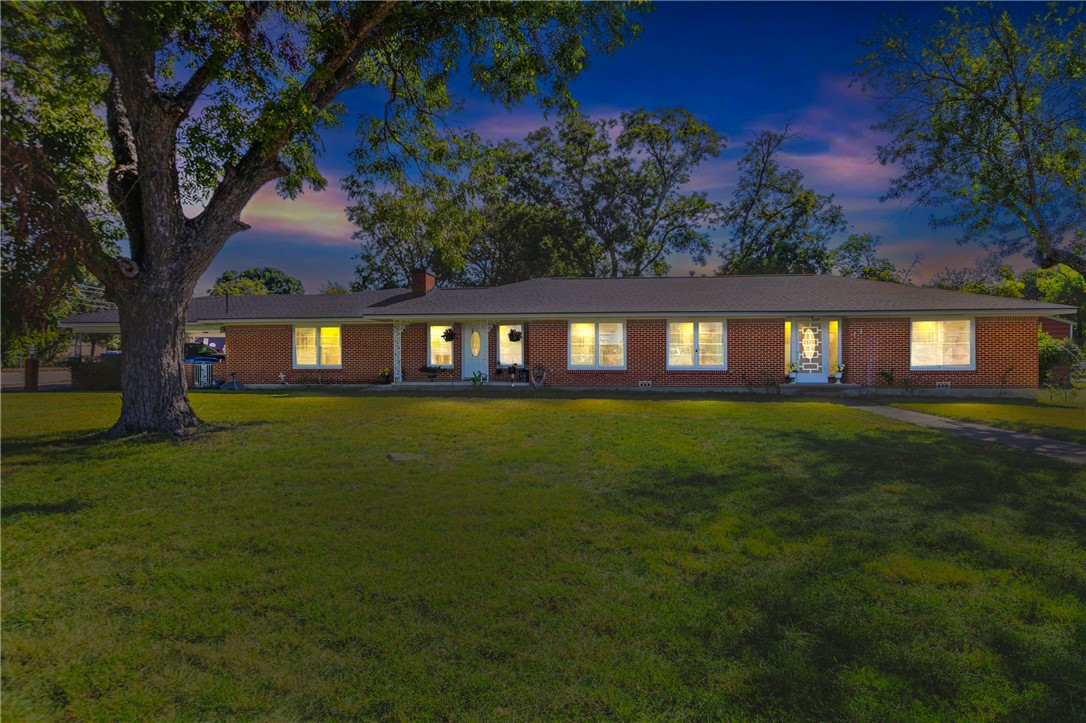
[411,268,436,297]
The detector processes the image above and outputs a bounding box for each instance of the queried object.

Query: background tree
[349,108,724,285]
[857,3,1086,274]
[1,1,641,434]
[831,233,918,283]
[319,281,351,295]
[210,267,303,295]
[718,126,846,274]
[1021,264,1086,342]
[523,109,724,277]
[208,276,268,297]
[926,254,1025,298]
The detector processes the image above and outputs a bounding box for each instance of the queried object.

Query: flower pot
[425,372,438,381]
[378,374,390,384]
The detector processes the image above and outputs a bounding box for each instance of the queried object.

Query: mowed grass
[3,391,1085,720]
[885,396,1086,445]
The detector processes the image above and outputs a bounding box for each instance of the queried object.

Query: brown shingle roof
[63,275,1074,327]
[363,276,1074,317]
[63,289,407,325]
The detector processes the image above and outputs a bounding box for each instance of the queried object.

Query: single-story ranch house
[64,272,1075,394]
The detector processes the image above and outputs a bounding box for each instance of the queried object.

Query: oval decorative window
[470,330,481,357]
[801,327,817,360]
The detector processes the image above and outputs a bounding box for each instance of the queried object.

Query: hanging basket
[507,329,523,342]
[441,328,456,342]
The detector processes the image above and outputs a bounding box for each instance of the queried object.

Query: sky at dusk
[199,2,1002,294]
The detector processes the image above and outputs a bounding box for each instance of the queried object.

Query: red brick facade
[210,315,1040,389]
[841,316,1038,388]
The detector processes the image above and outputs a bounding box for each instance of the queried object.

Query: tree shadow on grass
[1,499,93,520]
[2,420,271,467]
[608,426,1086,719]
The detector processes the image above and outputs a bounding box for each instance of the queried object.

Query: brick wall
[841,316,1038,388]
[517,318,784,387]
[220,323,394,385]
[212,315,1039,389]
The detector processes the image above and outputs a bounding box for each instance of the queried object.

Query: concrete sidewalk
[839,399,1086,465]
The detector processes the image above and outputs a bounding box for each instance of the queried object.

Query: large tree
[350,108,724,285]
[718,126,846,274]
[857,3,1086,275]
[524,109,724,277]
[1,1,641,434]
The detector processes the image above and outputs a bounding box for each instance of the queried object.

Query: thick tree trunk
[109,288,199,437]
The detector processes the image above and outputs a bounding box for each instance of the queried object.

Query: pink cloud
[238,183,355,247]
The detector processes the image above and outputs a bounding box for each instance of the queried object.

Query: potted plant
[786,362,798,382]
[441,327,456,342]
[507,328,523,342]
[419,365,441,381]
[378,367,392,384]
[832,363,845,382]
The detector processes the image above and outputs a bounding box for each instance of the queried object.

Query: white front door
[461,323,488,380]
[793,318,829,383]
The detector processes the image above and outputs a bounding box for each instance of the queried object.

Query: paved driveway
[1,369,72,390]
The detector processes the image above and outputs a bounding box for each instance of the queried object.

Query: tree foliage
[319,281,351,295]
[210,267,303,295]
[718,126,846,275]
[522,109,725,277]
[831,233,917,284]
[857,3,1086,274]
[926,254,1025,298]
[351,107,724,287]
[1021,264,1086,341]
[1,1,643,433]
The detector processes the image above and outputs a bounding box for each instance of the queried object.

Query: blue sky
[201,1,996,294]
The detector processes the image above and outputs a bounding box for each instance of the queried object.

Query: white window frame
[427,324,455,368]
[292,325,342,369]
[567,320,626,370]
[497,324,524,366]
[666,319,727,370]
[909,317,976,371]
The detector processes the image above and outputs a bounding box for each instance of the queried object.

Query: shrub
[69,357,122,390]
[1038,328,1082,385]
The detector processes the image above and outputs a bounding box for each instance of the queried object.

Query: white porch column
[392,321,408,382]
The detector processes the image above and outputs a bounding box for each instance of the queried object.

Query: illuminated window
[568,321,625,369]
[294,326,341,368]
[498,325,524,365]
[910,319,974,370]
[428,325,454,367]
[668,321,726,369]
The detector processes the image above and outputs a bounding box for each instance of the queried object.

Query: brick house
[64,272,1076,394]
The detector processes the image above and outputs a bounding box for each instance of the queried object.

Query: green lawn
[3,391,1085,719]
[884,396,1086,445]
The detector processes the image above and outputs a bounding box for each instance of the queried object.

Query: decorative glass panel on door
[798,321,823,373]
[470,330,481,357]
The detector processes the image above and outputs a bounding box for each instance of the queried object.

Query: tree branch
[1,137,130,288]
[172,1,270,121]
[198,1,398,244]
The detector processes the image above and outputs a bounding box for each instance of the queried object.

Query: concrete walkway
[839,399,1086,466]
